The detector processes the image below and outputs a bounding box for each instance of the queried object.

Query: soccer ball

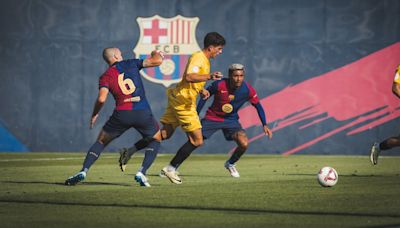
[317,166,338,187]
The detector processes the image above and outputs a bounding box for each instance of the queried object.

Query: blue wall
[0,0,399,154]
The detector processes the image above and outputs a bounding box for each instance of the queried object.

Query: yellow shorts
[160,89,202,132]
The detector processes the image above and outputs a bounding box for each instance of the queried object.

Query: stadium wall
[0,0,399,155]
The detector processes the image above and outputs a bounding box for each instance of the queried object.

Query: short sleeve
[247,83,260,105]
[207,80,218,95]
[126,59,143,70]
[186,54,204,74]
[99,73,110,89]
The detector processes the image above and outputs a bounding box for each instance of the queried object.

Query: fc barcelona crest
[133,15,201,87]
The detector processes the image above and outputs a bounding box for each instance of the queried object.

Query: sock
[170,141,198,168]
[166,164,176,172]
[128,136,156,157]
[81,142,105,173]
[127,146,138,157]
[138,141,160,175]
[228,147,246,165]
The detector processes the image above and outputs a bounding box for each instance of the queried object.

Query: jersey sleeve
[99,73,110,89]
[247,83,260,105]
[207,80,218,96]
[126,59,144,70]
[186,53,204,74]
[394,65,400,84]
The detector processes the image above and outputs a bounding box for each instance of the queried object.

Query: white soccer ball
[317,166,338,187]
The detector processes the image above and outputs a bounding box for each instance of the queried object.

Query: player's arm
[143,50,164,68]
[90,87,109,129]
[392,82,400,99]
[252,102,272,139]
[186,71,223,82]
[197,82,217,114]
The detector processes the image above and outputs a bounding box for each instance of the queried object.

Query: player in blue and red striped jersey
[65,47,164,187]
[169,63,272,178]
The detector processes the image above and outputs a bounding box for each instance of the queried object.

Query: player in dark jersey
[167,63,272,178]
[65,47,164,187]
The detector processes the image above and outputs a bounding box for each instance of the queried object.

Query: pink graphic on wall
[235,42,400,155]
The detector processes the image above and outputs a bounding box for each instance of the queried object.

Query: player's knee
[161,130,171,140]
[190,138,203,147]
[238,140,248,150]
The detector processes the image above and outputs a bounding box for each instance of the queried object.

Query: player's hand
[210,71,223,80]
[263,125,272,139]
[90,114,99,129]
[199,89,210,100]
[151,50,164,59]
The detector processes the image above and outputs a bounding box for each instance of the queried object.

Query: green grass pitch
[1,152,400,227]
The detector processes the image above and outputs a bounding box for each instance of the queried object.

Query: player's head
[102,47,123,65]
[203,32,225,59]
[228,63,245,89]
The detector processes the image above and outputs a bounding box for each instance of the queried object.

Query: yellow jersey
[170,51,210,106]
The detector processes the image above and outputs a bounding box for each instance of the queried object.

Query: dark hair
[204,32,226,48]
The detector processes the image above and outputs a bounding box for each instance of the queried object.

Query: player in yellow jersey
[160,32,226,184]
[370,64,400,165]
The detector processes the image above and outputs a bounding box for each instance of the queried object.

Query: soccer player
[370,64,400,165]
[159,32,225,184]
[65,47,164,187]
[170,63,272,178]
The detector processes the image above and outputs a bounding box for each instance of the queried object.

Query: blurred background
[0,0,399,155]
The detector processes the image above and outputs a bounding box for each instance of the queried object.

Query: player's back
[99,59,151,111]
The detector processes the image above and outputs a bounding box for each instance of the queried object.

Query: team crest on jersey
[133,15,201,87]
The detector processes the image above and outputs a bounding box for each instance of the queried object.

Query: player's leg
[65,130,116,186]
[119,134,160,172]
[223,121,247,178]
[228,130,248,165]
[370,135,400,165]
[162,111,203,184]
[65,111,125,186]
[169,128,203,167]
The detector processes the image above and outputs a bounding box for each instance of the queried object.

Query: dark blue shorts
[201,118,244,141]
[103,109,159,138]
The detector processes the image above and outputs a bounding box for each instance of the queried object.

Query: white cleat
[370,142,381,165]
[161,167,182,184]
[134,172,151,187]
[225,161,240,178]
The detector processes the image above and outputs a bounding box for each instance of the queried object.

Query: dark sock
[228,147,246,165]
[82,142,105,173]
[127,146,138,157]
[139,141,160,175]
[135,136,155,150]
[170,141,198,168]
[128,136,156,157]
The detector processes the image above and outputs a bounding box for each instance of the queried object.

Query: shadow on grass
[0,180,131,187]
[145,174,228,178]
[284,173,399,177]
[0,198,399,218]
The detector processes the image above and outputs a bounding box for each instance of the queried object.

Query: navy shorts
[201,118,244,141]
[103,109,159,138]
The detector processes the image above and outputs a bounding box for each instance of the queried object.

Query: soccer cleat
[224,161,240,178]
[159,170,180,178]
[65,171,86,186]
[370,142,381,165]
[119,148,131,172]
[134,172,151,187]
[161,167,182,184]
